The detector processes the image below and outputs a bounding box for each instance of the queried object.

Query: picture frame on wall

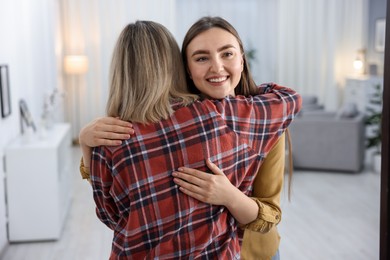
[0,64,11,118]
[375,18,386,52]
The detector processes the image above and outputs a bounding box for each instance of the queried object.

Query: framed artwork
[0,64,11,118]
[375,18,386,52]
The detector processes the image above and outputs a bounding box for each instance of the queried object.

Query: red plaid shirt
[91,83,301,259]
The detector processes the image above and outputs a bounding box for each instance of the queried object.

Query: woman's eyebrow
[191,44,237,57]
[191,50,209,57]
[217,44,236,52]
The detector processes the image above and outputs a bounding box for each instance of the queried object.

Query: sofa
[289,97,365,172]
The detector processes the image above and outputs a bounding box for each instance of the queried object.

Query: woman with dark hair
[179,16,289,260]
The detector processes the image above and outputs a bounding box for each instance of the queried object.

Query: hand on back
[172,159,236,206]
[79,117,134,147]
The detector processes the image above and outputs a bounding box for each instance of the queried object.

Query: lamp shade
[64,55,89,74]
[352,49,366,75]
[353,59,363,71]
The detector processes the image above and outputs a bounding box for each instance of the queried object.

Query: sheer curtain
[60,0,368,129]
[60,0,177,135]
[277,0,369,110]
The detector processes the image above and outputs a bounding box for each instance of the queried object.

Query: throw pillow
[336,102,359,118]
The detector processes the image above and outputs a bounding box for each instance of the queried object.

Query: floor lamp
[64,55,88,145]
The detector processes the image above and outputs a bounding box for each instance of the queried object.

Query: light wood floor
[0,147,380,260]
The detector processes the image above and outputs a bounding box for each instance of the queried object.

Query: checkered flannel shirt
[91,83,301,259]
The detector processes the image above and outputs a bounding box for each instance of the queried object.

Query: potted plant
[365,83,382,173]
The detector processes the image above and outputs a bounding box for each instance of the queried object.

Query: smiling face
[186,28,244,99]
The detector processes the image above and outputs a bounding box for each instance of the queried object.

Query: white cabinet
[344,75,383,114]
[5,124,72,242]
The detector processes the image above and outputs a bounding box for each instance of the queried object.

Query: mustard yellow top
[79,133,286,260]
[241,133,285,260]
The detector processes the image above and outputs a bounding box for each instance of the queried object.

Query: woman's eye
[223,52,234,58]
[195,56,208,62]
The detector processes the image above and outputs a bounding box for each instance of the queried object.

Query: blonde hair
[107,21,198,123]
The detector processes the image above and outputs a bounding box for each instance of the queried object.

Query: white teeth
[208,77,227,83]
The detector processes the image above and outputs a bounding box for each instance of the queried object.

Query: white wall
[367,0,387,75]
[0,0,63,253]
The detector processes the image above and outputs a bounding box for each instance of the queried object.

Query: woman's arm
[79,117,133,180]
[241,133,285,233]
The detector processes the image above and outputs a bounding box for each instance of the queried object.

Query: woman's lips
[207,76,228,83]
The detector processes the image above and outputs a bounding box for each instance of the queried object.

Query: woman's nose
[209,58,223,73]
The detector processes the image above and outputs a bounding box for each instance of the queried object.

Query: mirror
[1,1,387,259]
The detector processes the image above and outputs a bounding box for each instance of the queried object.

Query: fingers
[173,160,224,181]
[80,117,135,147]
[172,169,206,186]
[97,117,134,135]
[95,138,123,146]
[111,117,133,127]
[107,117,134,132]
[172,171,208,202]
[206,159,224,175]
[172,161,229,206]
[95,131,131,142]
[176,186,205,202]
[172,176,203,192]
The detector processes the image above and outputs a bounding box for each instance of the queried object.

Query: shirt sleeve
[215,82,302,156]
[253,83,302,140]
[240,133,285,233]
[79,156,91,183]
[91,146,120,230]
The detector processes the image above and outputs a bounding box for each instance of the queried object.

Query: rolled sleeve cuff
[239,197,281,233]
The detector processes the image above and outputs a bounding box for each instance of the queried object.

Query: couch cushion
[336,102,359,118]
[302,95,318,106]
[300,95,324,113]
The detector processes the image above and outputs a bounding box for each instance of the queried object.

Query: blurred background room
[0,0,386,259]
